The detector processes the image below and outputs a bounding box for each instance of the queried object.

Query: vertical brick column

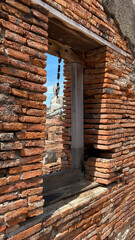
[62,60,72,168]
[84,46,134,185]
[0,0,48,236]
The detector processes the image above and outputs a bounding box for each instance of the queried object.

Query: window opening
[43,54,66,175]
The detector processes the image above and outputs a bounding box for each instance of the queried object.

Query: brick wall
[84,46,134,185]
[43,115,63,174]
[0,0,48,237]
[0,0,134,239]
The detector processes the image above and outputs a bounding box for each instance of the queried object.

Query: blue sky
[45,54,64,107]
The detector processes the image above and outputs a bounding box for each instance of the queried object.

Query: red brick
[21,155,43,165]
[31,58,46,68]
[24,139,45,147]
[0,193,18,204]
[22,169,43,180]
[6,214,27,227]
[5,207,28,222]
[8,175,20,183]
[15,178,43,190]
[20,80,47,93]
[21,148,44,157]
[11,88,28,98]
[0,75,20,87]
[16,132,46,139]
[5,30,26,44]
[7,48,29,62]
[1,3,21,18]
[6,0,30,14]
[0,133,14,141]
[0,66,27,79]
[0,185,15,195]
[31,9,48,23]
[27,39,48,53]
[0,225,6,234]
[19,116,43,123]
[9,163,42,174]
[28,208,43,218]
[27,109,46,117]
[27,72,47,84]
[0,19,24,35]
[8,223,42,240]
[3,39,21,51]
[9,58,37,74]
[0,159,20,169]
[0,141,23,150]
[21,45,46,60]
[0,84,11,93]
[16,98,46,110]
[29,195,43,203]
[0,199,27,214]
[31,24,48,37]
[0,55,9,64]
[0,115,18,122]
[2,123,24,131]
[28,199,44,211]
[29,92,47,102]
[21,187,43,198]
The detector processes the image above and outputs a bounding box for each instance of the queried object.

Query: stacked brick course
[84,46,135,185]
[0,0,134,239]
[62,60,72,168]
[0,0,48,237]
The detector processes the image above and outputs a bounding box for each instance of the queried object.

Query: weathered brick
[0,178,6,187]
[8,175,20,183]
[5,207,28,222]
[27,39,48,53]
[5,30,26,44]
[28,208,43,218]
[31,9,48,23]
[11,88,28,98]
[5,0,30,14]
[9,163,42,174]
[0,66,27,79]
[21,155,43,165]
[27,109,46,117]
[0,185,15,195]
[21,187,43,198]
[29,195,43,203]
[8,223,42,240]
[22,169,43,180]
[0,199,27,214]
[15,178,43,190]
[20,80,47,93]
[0,133,14,141]
[27,72,47,84]
[0,159,20,169]
[0,75,20,87]
[16,98,46,110]
[21,148,44,157]
[16,132,46,139]
[0,151,15,160]
[7,48,29,62]
[19,116,43,123]
[28,199,44,211]
[0,19,24,35]
[31,25,48,37]
[0,225,6,234]
[2,123,24,131]
[0,141,23,150]
[29,92,47,102]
